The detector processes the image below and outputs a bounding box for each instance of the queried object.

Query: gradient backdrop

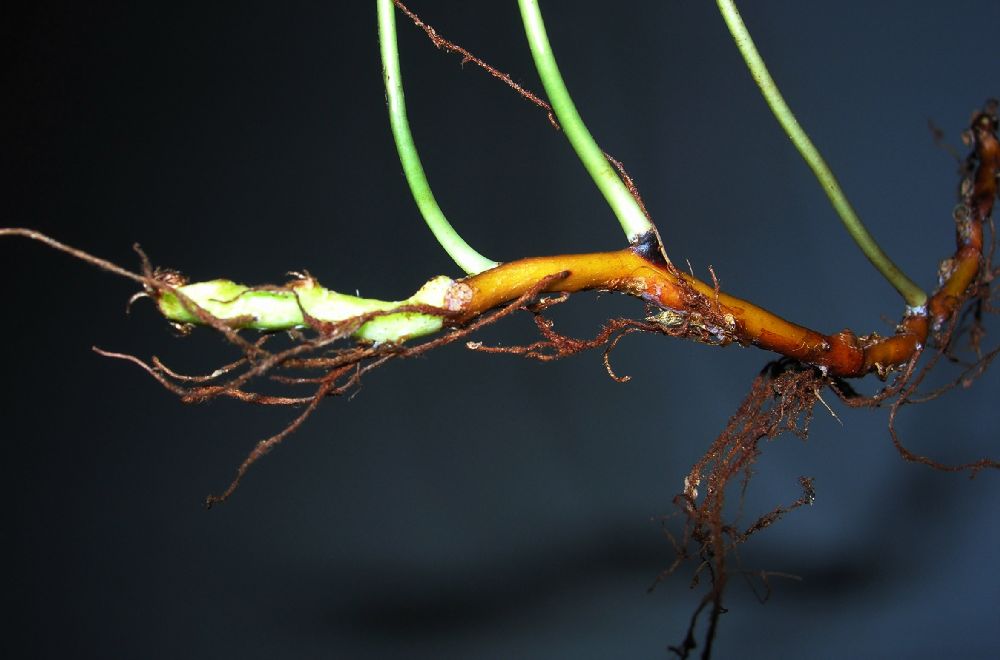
[5,2,999,658]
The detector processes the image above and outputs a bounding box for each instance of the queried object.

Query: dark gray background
[4,2,998,658]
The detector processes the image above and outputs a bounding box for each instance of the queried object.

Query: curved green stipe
[378,0,498,275]
[517,0,656,245]
[716,0,926,307]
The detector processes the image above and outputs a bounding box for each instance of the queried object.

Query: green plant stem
[377,0,497,275]
[716,0,927,308]
[157,275,455,343]
[517,0,656,245]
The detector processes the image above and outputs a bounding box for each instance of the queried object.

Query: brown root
[655,361,824,659]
